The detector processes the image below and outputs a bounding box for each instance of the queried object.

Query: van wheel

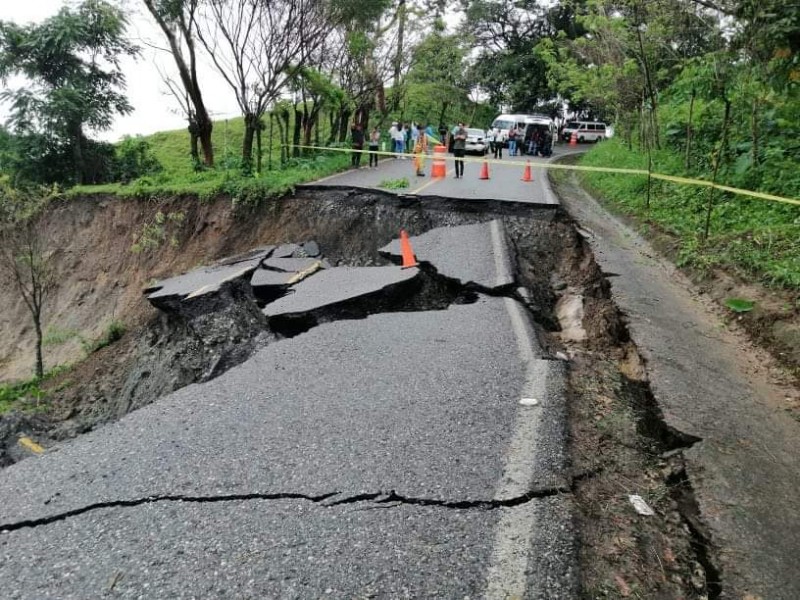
[579,136,585,143]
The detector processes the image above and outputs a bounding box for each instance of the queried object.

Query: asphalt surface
[380,220,514,290]
[305,145,582,205]
[0,220,576,596]
[554,170,800,598]
[264,265,419,318]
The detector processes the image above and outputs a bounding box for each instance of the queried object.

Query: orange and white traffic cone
[521,161,533,182]
[479,160,490,180]
[569,132,578,147]
[399,230,418,269]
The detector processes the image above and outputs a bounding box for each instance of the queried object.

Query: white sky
[0,1,243,141]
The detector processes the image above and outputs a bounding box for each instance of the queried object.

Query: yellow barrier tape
[18,436,45,454]
[285,144,800,207]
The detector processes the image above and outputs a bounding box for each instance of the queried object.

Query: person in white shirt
[394,124,406,157]
[389,122,398,156]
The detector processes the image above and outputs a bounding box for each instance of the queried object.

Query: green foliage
[724,298,756,313]
[131,210,185,253]
[580,140,800,289]
[378,177,410,190]
[115,137,162,184]
[0,378,46,414]
[81,320,126,355]
[42,325,80,347]
[0,0,138,185]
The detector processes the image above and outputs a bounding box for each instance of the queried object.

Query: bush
[114,137,163,184]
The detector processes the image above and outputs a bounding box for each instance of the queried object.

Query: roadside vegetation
[578,140,800,289]
[536,0,799,291]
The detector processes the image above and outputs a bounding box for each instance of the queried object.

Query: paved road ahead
[305,145,581,206]
[0,223,577,598]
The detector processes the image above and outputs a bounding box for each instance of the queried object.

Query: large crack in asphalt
[0,480,583,534]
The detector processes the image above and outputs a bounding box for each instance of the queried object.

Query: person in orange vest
[414,123,429,176]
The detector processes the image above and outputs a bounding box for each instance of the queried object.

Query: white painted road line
[485,221,555,598]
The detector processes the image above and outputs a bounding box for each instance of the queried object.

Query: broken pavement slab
[217,245,276,266]
[263,265,420,319]
[144,250,272,308]
[380,220,515,291]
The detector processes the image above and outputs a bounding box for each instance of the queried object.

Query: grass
[69,115,352,203]
[0,364,72,415]
[579,139,800,289]
[378,177,410,189]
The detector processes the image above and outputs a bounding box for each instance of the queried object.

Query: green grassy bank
[578,140,800,289]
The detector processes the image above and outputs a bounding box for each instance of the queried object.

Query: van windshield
[492,120,514,130]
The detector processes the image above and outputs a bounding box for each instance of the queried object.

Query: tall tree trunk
[242,113,258,173]
[329,111,338,144]
[750,97,760,167]
[685,89,695,170]
[338,108,351,142]
[198,118,214,168]
[387,0,406,118]
[256,125,263,174]
[703,98,732,241]
[143,0,215,167]
[34,313,43,379]
[635,7,660,149]
[188,118,201,167]
[72,127,84,185]
[292,106,303,157]
[438,101,450,129]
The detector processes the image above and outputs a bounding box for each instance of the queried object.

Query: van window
[566,122,579,129]
[587,124,596,131]
[597,124,606,131]
[492,120,514,130]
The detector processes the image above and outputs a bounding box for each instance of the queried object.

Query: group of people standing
[350,121,433,174]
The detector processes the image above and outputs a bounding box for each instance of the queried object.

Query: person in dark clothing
[438,123,448,147]
[452,122,467,179]
[351,123,364,168]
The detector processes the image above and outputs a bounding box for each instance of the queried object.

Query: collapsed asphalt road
[0,220,579,598]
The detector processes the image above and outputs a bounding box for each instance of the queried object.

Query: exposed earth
[0,152,797,598]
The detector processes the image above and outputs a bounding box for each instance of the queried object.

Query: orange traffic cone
[521,161,533,182]
[399,229,418,269]
[479,160,490,180]
[569,131,578,147]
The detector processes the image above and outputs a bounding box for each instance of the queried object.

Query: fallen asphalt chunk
[144,256,267,308]
[380,220,515,291]
[262,265,420,318]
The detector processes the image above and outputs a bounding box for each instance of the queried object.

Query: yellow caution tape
[285,144,800,207]
[18,436,45,454]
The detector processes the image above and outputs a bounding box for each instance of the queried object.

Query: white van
[561,121,607,143]
[491,114,554,145]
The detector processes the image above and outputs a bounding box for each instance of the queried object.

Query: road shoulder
[549,168,800,599]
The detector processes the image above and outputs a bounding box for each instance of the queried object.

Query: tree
[196,0,330,172]
[143,0,215,168]
[0,185,56,379]
[458,0,556,110]
[0,0,137,184]
[406,32,469,127]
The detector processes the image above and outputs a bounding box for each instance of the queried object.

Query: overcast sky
[0,1,244,141]
[1,2,464,142]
